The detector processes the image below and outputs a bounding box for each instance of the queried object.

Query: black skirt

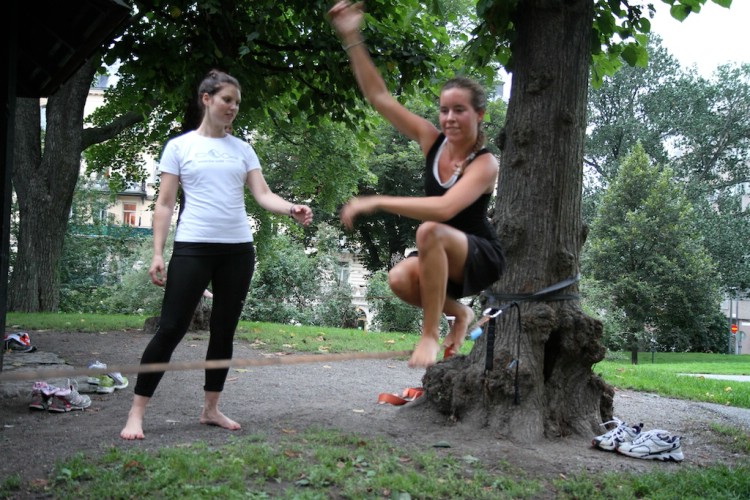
[408,235,505,299]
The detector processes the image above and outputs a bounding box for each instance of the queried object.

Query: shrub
[366,269,421,333]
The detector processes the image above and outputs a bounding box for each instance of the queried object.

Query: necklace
[452,150,478,177]
[434,140,478,188]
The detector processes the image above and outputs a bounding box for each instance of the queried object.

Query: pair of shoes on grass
[592,417,684,462]
[87,360,128,394]
[29,380,92,412]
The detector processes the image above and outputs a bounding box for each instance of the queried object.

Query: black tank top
[424,134,496,240]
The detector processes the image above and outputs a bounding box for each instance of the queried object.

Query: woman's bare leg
[408,222,470,367]
[200,391,241,430]
[120,394,150,440]
[442,298,474,354]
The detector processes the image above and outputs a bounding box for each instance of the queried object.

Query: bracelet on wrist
[343,39,365,51]
[289,204,295,216]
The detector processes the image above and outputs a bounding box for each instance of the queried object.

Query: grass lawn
[2,313,749,498]
[594,352,750,408]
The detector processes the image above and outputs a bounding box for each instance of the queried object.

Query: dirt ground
[1,329,749,490]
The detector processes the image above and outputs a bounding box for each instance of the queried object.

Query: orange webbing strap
[378,387,425,406]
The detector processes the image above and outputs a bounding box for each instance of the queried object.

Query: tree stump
[189,297,212,331]
[142,298,212,334]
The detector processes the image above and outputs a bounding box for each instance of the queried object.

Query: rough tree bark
[9,57,144,312]
[10,59,96,312]
[423,0,613,441]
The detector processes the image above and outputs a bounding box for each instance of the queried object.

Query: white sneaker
[616,429,684,462]
[592,418,642,451]
[87,360,108,385]
[87,360,128,391]
[48,379,92,412]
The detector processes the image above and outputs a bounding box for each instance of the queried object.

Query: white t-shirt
[158,130,261,243]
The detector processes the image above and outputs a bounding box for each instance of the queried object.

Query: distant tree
[584,144,722,360]
[668,64,750,199]
[59,178,143,313]
[668,63,750,295]
[342,109,425,273]
[579,277,628,352]
[366,268,421,333]
[310,223,361,329]
[244,233,320,326]
[247,117,370,256]
[99,236,167,317]
[585,49,750,293]
[585,36,679,188]
[695,194,750,295]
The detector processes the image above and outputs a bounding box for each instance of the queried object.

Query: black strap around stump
[480,275,580,405]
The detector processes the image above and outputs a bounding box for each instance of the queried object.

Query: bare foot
[408,335,440,368]
[200,409,241,430]
[442,304,475,354]
[120,413,145,440]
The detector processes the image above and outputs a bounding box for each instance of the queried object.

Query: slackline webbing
[0,350,413,383]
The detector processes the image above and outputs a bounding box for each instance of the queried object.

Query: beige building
[335,251,371,329]
[83,76,157,229]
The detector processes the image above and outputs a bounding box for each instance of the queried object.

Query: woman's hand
[328,1,365,42]
[340,196,379,229]
[290,204,314,226]
[149,255,166,286]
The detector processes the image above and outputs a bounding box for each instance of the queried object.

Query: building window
[337,261,350,284]
[123,203,137,226]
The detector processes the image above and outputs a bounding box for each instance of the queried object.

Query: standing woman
[328,2,505,368]
[120,70,313,440]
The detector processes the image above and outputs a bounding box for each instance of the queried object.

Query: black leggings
[134,248,255,397]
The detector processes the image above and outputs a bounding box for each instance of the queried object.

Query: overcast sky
[650,1,749,77]
[499,2,746,98]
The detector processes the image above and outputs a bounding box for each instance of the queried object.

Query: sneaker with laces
[4,332,36,353]
[93,375,115,393]
[107,371,129,390]
[48,379,91,412]
[592,418,642,451]
[615,429,684,462]
[29,381,57,411]
[87,360,107,385]
[87,360,128,391]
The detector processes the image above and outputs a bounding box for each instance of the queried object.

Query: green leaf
[670,4,692,21]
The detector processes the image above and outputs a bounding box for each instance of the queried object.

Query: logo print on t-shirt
[196,150,236,161]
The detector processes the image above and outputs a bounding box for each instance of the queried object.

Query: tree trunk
[9,59,97,311]
[423,0,612,441]
[630,334,639,365]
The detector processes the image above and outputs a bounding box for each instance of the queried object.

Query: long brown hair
[442,76,487,173]
[197,69,241,111]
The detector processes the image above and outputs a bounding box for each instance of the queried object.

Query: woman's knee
[415,221,445,249]
[388,266,408,294]
[388,256,421,300]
